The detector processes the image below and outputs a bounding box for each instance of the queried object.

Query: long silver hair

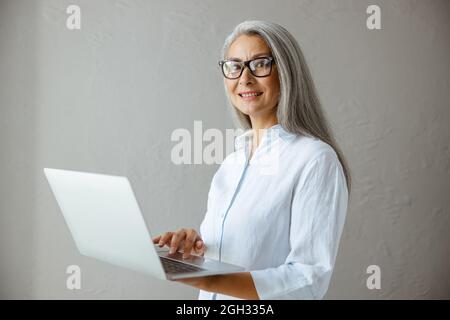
[221,20,351,193]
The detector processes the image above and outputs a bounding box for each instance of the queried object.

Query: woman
[153,20,351,300]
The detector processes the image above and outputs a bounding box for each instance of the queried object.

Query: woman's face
[224,35,280,122]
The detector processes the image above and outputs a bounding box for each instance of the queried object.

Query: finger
[173,239,186,253]
[182,230,197,259]
[152,236,161,244]
[170,230,186,254]
[194,239,205,256]
[159,232,173,247]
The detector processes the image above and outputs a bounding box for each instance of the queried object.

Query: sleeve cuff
[250,266,316,300]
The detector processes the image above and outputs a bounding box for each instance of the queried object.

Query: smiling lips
[238,91,263,100]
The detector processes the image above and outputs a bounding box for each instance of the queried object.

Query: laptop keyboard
[160,256,206,274]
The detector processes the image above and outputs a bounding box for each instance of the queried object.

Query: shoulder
[286,135,347,195]
[284,134,348,193]
[285,134,340,168]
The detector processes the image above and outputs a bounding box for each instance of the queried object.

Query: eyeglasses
[218,57,274,80]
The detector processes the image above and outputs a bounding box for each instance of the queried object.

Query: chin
[243,106,268,117]
[236,102,262,113]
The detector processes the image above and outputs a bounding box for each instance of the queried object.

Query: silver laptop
[43,168,244,280]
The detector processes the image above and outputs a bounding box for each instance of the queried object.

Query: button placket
[216,141,251,262]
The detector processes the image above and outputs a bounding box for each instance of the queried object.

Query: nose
[238,66,254,86]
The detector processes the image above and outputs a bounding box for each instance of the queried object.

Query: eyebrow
[226,53,271,61]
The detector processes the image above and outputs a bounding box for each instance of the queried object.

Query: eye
[231,63,241,71]
[252,58,270,69]
[226,62,241,72]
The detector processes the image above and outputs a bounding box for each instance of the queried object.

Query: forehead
[226,34,271,59]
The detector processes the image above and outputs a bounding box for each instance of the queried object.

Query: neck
[249,114,278,149]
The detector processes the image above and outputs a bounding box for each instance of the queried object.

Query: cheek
[225,78,235,89]
[264,80,280,102]
[225,81,237,98]
[269,69,280,93]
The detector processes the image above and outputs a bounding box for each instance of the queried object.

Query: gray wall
[1,0,449,299]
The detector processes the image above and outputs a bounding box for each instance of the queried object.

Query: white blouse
[198,123,348,300]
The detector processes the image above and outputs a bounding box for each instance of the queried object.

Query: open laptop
[43,168,244,280]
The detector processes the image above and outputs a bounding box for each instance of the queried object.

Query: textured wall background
[0,0,449,299]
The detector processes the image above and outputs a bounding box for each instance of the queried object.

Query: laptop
[43,168,244,280]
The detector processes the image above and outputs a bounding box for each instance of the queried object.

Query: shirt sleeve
[250,150,349,299]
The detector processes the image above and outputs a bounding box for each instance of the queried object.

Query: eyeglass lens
[222,58,272,79]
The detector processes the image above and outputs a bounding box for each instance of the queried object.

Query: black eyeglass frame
[218,56,275,79]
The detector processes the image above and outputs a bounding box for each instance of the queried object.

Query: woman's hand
[152,228,205,259]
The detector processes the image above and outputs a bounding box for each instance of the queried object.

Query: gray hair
[221,20,351,193]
